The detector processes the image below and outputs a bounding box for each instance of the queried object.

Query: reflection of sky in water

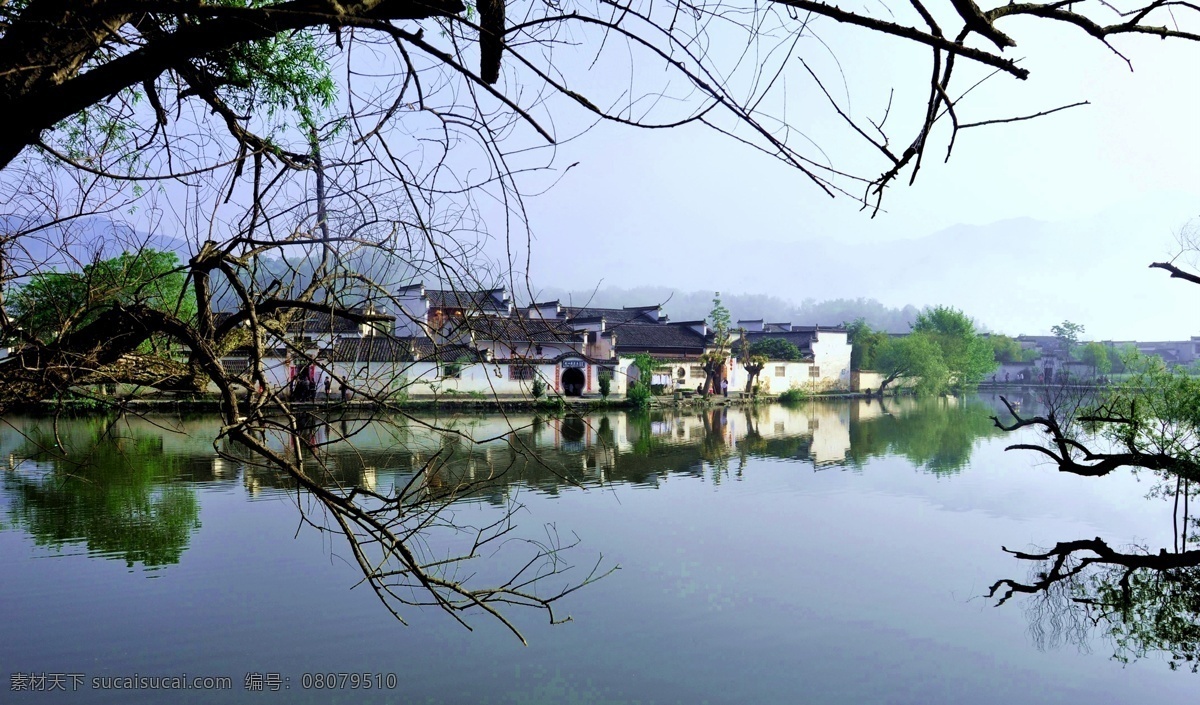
[0,399,1194,704]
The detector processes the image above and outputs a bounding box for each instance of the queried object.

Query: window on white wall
[809,366,820,378]
[775,366,785,377]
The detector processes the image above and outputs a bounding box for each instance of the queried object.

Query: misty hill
[530,196,1196,340]
[527,286,928,332]
[0,216,416,311]
[1,216,191,273]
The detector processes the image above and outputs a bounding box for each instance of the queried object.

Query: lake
[1,395,1195,704]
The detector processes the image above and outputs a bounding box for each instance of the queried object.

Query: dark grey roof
[612,323,709,353]
[423,344,489,364]
[490,351,613,365]
[329,337,486,363]
[286,308,393,335]
[738,330,818,358]
[225,345,290,359]
[329,337,417,363]
[213,308,392,336]
[560,305,661,327]
[791,325,847,333]
[449,316,582,344]
[426,287,510,314]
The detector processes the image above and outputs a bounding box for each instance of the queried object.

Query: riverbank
[26,389,870,415]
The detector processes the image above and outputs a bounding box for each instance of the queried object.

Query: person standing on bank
[721,378,728,398]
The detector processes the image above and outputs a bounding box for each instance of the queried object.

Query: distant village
[2,277,1192,402]
[217,283,1200,401]
[222,283,855,400]
[987,334,1200,384]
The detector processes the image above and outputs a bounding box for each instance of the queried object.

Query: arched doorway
[562,368,585,396]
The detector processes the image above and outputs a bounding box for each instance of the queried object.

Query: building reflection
[0,396,1004,518]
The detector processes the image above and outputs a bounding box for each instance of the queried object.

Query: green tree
[911,306,996,391]
[10,249,195,343]
[1079,341,1113,378]
[630,353,658,388]
[1051,320,1086,358]
[874,333,949,397]
[701,293,733,395]
[747,337,804,361]
[989,334,1034,364]
[1109,343,1136,375]
[845,318,889,371]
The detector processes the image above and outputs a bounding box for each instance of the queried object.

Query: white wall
[327,358,629,398]
[476,339,581,360]
[722,332,852,394]
[810,331,852,391]
[393,288,429,336]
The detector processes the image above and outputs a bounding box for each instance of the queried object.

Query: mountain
[530,196,1198,340]
[1,216,191,273]
[525,286,924,332]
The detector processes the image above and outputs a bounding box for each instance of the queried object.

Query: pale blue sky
[506,19,1199,339]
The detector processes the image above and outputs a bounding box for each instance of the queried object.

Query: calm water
[0,396,1195,704]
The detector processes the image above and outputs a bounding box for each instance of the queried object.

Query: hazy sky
[506,18,1200,340]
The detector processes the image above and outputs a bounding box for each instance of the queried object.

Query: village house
[310,286,637,399]
[212,281,859,401]
[728,321,853,394]
[393,283,514,336]
[215,306,394,396]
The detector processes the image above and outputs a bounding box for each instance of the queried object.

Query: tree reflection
[847,396,1002,474]
[990,537,1200,671]
[2,417,200,568]
[989,471,1200,672]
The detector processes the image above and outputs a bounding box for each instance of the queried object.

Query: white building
[728,323,852,394]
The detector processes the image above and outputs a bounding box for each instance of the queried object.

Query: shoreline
[15,390,872,416]
[14,381,1104,416]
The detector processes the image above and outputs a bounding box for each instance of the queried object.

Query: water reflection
[990,475,1200,672]
[221,397,1005,502]
[847,396,1004,474]
[1,398,1010,537]
[2,399,1196,682]
[992,536,1200,672]
[0,416,202,568]
[0,399,1019,575]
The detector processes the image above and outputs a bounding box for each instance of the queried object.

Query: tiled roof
[283,308,394,335]
[612,324,709,353]
[792,325,847,334]
[423,344,489,364]
[740,330,818,357]
[225,345,290,359]
[329,336,486,363]
[329,337,417,363]
[426,287,510,314]
[560,305,661,327]
[489,352,615,366]
[450,316,582,344]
